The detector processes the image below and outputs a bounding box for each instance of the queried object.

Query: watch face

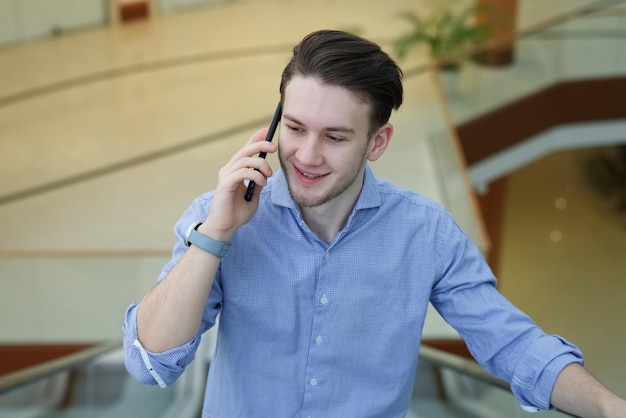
[184,224,229,258]
[185,222,201,246]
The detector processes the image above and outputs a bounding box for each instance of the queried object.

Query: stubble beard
[278,147,370,209]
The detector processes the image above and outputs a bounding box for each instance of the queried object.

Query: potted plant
[582,145,626,217]
[394,1,499,69]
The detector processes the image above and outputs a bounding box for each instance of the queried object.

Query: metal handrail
[419,345,578,417]
[419,345,509,390]
[0,340,121,395]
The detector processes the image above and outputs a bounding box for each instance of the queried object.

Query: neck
[301,204,350,245]
[300,175,364,244]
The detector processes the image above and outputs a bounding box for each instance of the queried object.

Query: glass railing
[0,329,216,417]
[418,0,626,410]
[0,341,578,418]
[0,253,193,417]
[416,0,626,235]
[431,0,626,190]
[413,346,577,418]
[0,341,119,395]
[435,0,626,125]
[0,253,171,342]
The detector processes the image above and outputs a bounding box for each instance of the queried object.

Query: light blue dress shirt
[123,166,582,417]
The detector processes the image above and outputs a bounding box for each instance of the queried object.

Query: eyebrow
[283,113,356,134]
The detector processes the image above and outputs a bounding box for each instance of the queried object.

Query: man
[123,30,626,417]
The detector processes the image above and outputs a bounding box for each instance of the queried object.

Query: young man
[123,30,626,417]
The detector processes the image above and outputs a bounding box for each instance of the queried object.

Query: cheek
[277,140,288,161]
[277,134,297,159]
[336,143,370,167]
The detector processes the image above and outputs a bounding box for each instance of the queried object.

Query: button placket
[302,248,333,412]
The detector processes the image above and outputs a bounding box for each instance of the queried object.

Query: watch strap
[185,222,230,258]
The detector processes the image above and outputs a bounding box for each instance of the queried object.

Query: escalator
[0,342,576,418]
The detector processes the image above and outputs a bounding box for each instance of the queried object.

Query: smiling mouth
[296,166,328,181]
[300,170,321,179]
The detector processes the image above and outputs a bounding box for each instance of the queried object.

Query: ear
[367,123,393,162]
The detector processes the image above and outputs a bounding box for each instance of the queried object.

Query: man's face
[278,75,377,209]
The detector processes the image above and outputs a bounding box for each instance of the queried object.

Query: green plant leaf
[393,2,502,62]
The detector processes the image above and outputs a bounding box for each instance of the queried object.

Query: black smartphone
[244,102,283,201]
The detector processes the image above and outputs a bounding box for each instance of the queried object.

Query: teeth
[300,170,320,179]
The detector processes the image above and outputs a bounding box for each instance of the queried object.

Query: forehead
[283,75,371,131]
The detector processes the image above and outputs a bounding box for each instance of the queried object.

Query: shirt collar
[270,165,381,210]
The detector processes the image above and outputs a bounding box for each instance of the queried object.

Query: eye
[286,124,303,133]
[327,134,344,143]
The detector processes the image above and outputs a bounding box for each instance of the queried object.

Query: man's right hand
[135,128,278,353]
[201,128,278,242]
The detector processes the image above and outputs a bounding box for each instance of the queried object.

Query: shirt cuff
[133,339,168,388]
[517,350,584,411]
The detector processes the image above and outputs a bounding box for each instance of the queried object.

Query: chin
[289,190,319,208]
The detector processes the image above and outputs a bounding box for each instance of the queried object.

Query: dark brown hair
[280,30,403,136]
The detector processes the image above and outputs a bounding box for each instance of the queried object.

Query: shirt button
[320,295,328,305]
[324,252,331,260]
[315,335,323,345]
[309,378,318,386]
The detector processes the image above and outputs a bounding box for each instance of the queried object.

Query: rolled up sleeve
[511,335,583,411]
[122,302,201,387]
[122,192,222,388]
[432,215,585,412]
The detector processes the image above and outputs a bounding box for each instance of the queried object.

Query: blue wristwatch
[184,222,230,258]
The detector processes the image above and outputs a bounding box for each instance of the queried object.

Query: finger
[226,150,274,176]
[240,160,274,184]
[247,129,278,156]
[248,128,270,144]
[226,131,276,167]
[218,156,273,190]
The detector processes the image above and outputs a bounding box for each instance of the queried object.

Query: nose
[294,135,323,166]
